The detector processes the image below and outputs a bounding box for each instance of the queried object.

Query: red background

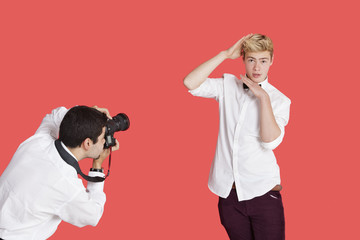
[1,0,359,239]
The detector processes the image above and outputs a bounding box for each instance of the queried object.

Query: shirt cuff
[188,86,202,96]
[86,171,105,192]
[88,171,105,177]
[261,126,285,150]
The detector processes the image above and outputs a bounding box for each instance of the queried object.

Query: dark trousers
[218,189,285,240]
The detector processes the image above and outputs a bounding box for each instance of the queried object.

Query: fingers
[228,34,254,59]
[240,74,253,86]
[241,74,259,90]
[239,34,253,48]
[240,74,266,99]
[92,105,112,119]
[232,33,254,48]
[234,38,244,47]
[242,33,254,42]
[111,139,120,152]
[226,40,243,59]
[239,33,253,44]
[246,33,254,38]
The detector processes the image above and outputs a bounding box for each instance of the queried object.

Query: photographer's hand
[92,106,112,119]
[92,139,120,169]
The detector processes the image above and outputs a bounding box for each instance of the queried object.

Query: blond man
[184,34,291,240]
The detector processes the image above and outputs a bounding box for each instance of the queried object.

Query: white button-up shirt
[190,74,291,201]
[0,107,106,240]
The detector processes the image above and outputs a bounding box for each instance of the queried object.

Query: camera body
[104,113,130,148]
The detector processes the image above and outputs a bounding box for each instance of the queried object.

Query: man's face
[88,127,106,159]
[244,51,273,83]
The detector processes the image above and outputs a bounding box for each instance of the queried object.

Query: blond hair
[241,34,273,60]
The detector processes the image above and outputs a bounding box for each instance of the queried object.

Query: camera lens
[103,113,130,149]
[112,113,130,131]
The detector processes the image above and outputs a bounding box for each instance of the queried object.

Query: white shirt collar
[60,141,79,162]
[258,77,270,89]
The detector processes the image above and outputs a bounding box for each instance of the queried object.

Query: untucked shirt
[189,74,291,201]
[0,107,106,240]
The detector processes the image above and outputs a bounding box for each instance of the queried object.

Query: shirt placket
[232,94,250,197]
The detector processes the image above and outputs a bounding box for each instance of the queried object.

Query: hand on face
[240,74,267,99]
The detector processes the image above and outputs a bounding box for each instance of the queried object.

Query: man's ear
[82,138,93,151]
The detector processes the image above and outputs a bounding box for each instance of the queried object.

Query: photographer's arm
[92,139,120,169]
[59,141,120,227]
[35,107,68,138]
[58,181,106,227]
[90,105,117,170]
[183,35,252,90]
[35,106,110,140]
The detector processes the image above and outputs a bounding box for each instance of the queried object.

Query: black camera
[104,113,130,148]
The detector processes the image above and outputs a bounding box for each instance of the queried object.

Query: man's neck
[60,142,82,162]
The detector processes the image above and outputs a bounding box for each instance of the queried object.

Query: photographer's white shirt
[0,107,106,240]
[189,74,291,201]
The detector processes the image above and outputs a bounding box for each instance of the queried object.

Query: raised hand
[224,34,253,59]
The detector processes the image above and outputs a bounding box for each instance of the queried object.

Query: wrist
[219,51,230,60]
[92,161,103,170]
[258,91,270,101]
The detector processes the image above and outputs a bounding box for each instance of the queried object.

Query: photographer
[0,106,119,239]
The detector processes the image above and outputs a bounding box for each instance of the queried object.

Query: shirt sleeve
[189,77,224,101]
[58,171,106,227]
[35,107,68,139]
[261,97,291,150]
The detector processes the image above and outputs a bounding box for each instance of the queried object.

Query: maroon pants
[218,189,285,240]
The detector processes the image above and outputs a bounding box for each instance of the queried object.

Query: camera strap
[55,139,106,182]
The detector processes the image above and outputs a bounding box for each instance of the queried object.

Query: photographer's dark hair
[59,106,108,148]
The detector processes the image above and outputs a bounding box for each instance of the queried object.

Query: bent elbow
[183,77,194,90]
[261,129,284,150]
[90,204,104,226]
[89,217,101,227]
[261,140,281,150]
[80,203,104,227]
